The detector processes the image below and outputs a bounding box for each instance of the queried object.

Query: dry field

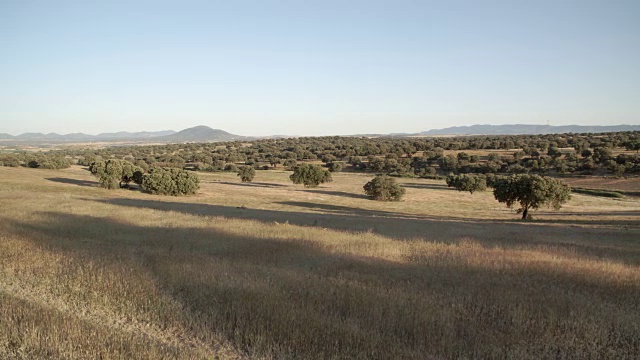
[561,176,640,197]
[1,165,639,359]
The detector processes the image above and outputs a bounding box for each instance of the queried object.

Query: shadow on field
[546,211,640,217]
[86,198,640,265]
[218,181,288,188]
[620,191,640,197]
[11,211,640,359]
[299,189,369,200]
[401,183,453,190]
[46,177,97,187]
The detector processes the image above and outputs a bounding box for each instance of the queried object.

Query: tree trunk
[522,207,528,220]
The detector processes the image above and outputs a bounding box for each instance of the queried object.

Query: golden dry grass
[1,166,639,359]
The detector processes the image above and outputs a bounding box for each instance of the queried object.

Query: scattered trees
[290,163,332,188]
[0,154,21,167]
[492,174,571,220]
[26,156,70,170]
[237,165,256,182]
[363,175,406,201]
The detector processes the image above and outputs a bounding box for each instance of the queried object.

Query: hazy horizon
[2,0,639,136]
[3,122,640,138]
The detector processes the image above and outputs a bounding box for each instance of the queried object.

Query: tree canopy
[237,165,256,182]
[492,174,571,219]
[446,174,487,194]
[290,163,332,188]
[141,167,200,196]
[90,159,142,189]
[363,175,406,201]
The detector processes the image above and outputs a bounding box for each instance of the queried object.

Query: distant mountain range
[417,124,640,136]
[0,130,177,142]
[1,124,639,145]
[0,126,244,144]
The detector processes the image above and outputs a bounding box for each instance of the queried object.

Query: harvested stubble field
[1,165,639,359]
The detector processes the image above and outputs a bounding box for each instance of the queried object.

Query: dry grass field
[1,165,639,359]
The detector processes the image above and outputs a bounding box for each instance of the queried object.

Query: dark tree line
[4,131,639,178]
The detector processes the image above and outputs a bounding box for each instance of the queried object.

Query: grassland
[1,165,639,359]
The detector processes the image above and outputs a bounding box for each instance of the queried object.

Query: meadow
[1,165,639,359]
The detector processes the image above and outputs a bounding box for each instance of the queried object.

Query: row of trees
[0,153,70,169]
[29,131,638,177]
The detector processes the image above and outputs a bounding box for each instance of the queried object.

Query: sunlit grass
[1,166,639,359]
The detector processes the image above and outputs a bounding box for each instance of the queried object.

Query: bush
[142,167,199,196]
[283,159,297,170]
[363,175,406,201]
[0,154,21,167]
[446,174,487,194]
[78,155,101,166]
[237,165,256,182]
[290,163,332,188]
[327,161,344,172]
[224,163,238,172]
[90,159,143,189]
[26,155,70,170]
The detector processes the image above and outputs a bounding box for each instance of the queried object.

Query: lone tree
[142,167,199,196]
[90,159,143,189]
[446,174,487,194]
[364,175,406,201]
[492,174,571,220]
[290,163,332,188]
[237,165,256,182]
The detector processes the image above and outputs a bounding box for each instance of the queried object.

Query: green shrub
[363,175,406,201]
[237,165,256,182]
[90,159,143,189]
[290,163,332,188]
[26,155,71,170]
[142,167,199,195]
[224,163,238,172]
[0,154,21,167]
[327,161,344,172]
[446,174,487,194]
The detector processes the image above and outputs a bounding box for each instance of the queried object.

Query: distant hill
[159,126,245,142]
[95,130,176,139]
[418,124,640,136]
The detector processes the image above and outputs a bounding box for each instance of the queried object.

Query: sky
[1,0,639,136]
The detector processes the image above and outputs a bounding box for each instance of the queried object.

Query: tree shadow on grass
[401,183,453,190]
[546,211,640,217]
[217,181,289,188]
[85,197,640,266]
[10,211,640,359]
[46,177,98,187]
[299,189,369,200]
[620,190,640,197]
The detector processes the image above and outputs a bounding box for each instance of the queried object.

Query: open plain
[1,165,639,359]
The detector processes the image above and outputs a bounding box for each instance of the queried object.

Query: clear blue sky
[1,0,639,136]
